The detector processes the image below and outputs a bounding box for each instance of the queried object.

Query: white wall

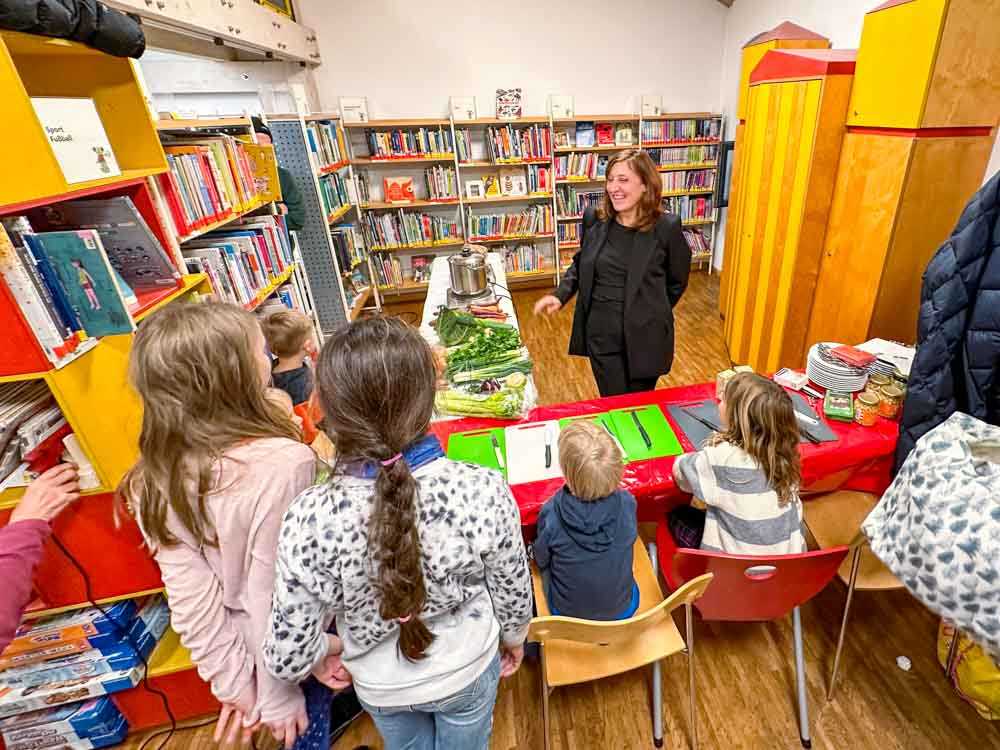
[297,0,728,117]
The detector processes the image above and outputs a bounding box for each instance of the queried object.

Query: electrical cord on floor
[49,532,179,750]
[136,717,215,750]
[489,281,513,303]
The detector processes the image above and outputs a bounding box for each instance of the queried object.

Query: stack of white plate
[806,343,869,392]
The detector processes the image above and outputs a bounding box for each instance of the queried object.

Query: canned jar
[879,385,904,420]
[865,373,891,396]
[855,393,880,427]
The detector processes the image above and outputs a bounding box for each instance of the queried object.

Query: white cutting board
[504,420,563,485]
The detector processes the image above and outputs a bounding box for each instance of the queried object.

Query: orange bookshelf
[318,158,350,175]
[469,233,555,244]
[132,274,210,323]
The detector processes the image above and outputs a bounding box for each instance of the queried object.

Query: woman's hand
[213,683,259,746]
[267,706,308,750]
[499,643,525,678]
[533,295,562,317]
[11,464,80,524]
[311,634,353,690]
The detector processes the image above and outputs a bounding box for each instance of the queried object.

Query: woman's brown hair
[316,317,438,661]
[708,373,802,506]
[118,303,300,548]
[598,148,663,232]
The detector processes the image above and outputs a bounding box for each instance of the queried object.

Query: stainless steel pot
[447,247,490,296]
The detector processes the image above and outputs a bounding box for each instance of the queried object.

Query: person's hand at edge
[533,295,562,317]
[11,464,80,525]
[500,643,524,678]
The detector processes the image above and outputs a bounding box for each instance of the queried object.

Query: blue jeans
[358,652,501,750]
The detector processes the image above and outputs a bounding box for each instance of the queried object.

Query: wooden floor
[123,273,1000,750]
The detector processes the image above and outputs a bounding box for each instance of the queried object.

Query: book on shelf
[182,216,293,307]
[0,694,127,750]
[27,197,180,292]
[464,179,484,199]
[662,194,715,222]
[554,153,609,180]
[451,96,477,121]
[30,97,121,185]
[371,251,403,288]
[383,176,416,203]
[410,254,436,283]
[483,175,502,197]
[596,123,614,146]
[502,242,552,274]
[641,117,721,144]
[549,95,574,119]
[495,88,523,120]
[575,122,595,148]
[485,123,551,162]
[554,130,571,149]
[661,169,716,192]
[339,97,369,123]
[498,167,528,196]
[329,225,367,274]
[641,95,662,117]
[557,222,580,245]
[24,230,134,338]
[682,227,712,256]
[647,144,719,167]
[355,172,372,205]
[556,187,602,217]
[362,209,462,249]
[424,165,458,200]
[527,164,550,194]
[305,120,347,170]
[465,204,553,239]
[455,129,474,163]
[363,127,454,159]
[615,123,635,146]
[319,171,351,216]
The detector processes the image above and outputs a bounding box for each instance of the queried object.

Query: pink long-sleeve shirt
[143,438,316,724]
[0,519,50,654]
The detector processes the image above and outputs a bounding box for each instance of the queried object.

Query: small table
[430,381,899,528]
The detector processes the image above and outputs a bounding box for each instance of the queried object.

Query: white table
[420,253,537,419]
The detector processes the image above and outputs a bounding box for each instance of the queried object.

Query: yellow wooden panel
[245,143,282,203]
[870,134,996,343]
[848,0,948,128]
[719,122,745,318]
[806,133,913,348]
[45,334,141,490]
[737,41,777,123]
[149,627,195,678]
[922,0,1000,127]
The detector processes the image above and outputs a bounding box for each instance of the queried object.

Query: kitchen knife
[680,406,721,433]
[601,423,628,462]
[544,424,555,468]
[793,412,821,444]
[490,433,506,470]
[629,409,653,449]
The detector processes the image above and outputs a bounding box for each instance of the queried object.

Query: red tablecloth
[430,382,899,529]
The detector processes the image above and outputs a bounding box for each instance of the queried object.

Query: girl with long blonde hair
[670,373,805,554]
[119,303,326,748]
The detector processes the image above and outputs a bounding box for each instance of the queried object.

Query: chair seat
[802,490,902,590]
[532,539,687,687]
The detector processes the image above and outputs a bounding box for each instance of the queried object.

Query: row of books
[157,135,261,238]
[1,215,147,361]
[362,209,463,249]
[0,596,169,721]
[455,129,474,163]
[371,251,404,288]
[661,169,716,192]
[483,124,552,162]
[663,194,715,222]
[555,153,609,180]
[561,121,635,148]
[466,205,554,239]
[503,243,552,274]
[556,188,603,217]
[683,227,712,257]
[425,165,459,200]
[253,279,310,321]
[641,118,722,144]
[330,225,367,272]
[362,127,455,159]
[647,144,719,166]
[305,120,347,170]
[319,171,352,217]
[181,216,294,307]
[557,222,580,245]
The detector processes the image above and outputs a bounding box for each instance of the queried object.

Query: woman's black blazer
[553,207,691,379]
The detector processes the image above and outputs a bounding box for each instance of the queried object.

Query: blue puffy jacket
[895,171,1000,470]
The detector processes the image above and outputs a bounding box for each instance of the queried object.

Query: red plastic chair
[656,522,848,749]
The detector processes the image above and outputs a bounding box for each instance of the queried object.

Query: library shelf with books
[343,118,452,129]
[156,117,254,131]
[463,193,553,206]
[554,144,625,153]
[352,155,455,165]
[319,159,350,175]
[362,198,461,210]
[327,202,355,225]
[556,176,606,184]
[662,188,715,197]
[469,233,555,244]
[132,272,211,323]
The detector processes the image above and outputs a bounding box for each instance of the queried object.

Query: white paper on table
[504,420,562,485]
[856,338,916,377]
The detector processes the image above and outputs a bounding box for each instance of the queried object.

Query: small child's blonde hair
[558,420,623,501]
[262,309,312,358]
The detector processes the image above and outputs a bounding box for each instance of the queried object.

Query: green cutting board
[446,427,508,478]
[558,412,628,462]
[608,405,683,461]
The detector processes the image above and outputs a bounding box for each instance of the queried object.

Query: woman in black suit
[534,149,691,397]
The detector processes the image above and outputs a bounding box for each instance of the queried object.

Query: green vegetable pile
[435,306,512,346]
[436,373,527,417]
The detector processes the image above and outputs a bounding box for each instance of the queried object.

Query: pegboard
[270,119,348,332]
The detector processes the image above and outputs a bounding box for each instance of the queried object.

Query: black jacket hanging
[0,0,145,58]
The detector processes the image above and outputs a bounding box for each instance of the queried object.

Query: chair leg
[792,606,811,749]
[686,603,698,750]
[647,540,664,748]
[828,545,861,701]
[540,646,551,750]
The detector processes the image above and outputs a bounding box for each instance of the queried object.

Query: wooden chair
[801,490,903,699]
[528,538,713,750]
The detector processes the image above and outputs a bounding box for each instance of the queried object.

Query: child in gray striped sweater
[670,373,805,555]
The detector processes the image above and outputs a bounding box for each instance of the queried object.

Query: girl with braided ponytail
[264,317,532,750]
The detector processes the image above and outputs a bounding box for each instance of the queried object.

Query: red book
[157,172,193,237]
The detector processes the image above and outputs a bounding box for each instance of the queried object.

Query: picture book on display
[30,97,121,185]
[495,88,523,120]
[450,96,477,121]
[549,95,574,119]
[575,122,595,148]
[596,123,615,145]
[383,176,415,203]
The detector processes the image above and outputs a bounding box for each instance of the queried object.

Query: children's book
[339,97,369,123]
[483,174,502,197]
[615,123,635,146]
[549,95,574,118]
[30,98,121,185]
[383,176,415,203]
[498,167,527,196]
[641,95,662,117]
[450,96,476,121]
[24,231,134,338]
[554,130,571,148]
[495,88,522,120]
[575,122,595,148]
[596,123,615,145]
